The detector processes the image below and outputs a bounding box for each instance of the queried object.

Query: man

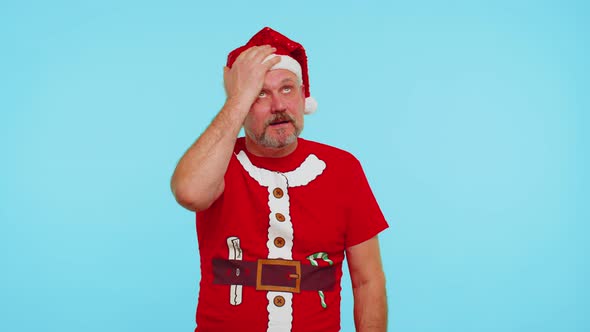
[171,27,388,332]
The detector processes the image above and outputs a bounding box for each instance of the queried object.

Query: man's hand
[223,45,281,106]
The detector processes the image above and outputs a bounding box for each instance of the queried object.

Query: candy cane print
[306,252,333,308]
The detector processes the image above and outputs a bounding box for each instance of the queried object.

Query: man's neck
[245,136,298,158]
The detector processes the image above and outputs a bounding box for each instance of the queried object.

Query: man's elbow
[173,192,205,212]
[352,269,386,290]
[170,181,222,212]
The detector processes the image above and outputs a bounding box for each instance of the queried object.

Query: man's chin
[259,133,298,149]
[267,136,297,149]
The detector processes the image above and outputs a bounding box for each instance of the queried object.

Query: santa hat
[227,27,317,114]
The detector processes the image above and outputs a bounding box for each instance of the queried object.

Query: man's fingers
[234,45,262,62]
[255,46,277,64]
[245,45,274,60]
[235,45,276,64]
[263,55,281,69]
[224,45,279,101]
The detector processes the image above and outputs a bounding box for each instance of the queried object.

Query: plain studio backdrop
[1,1,588,331]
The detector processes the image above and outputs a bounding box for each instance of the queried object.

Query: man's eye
[282,87,292,94]
[258,91,267,98]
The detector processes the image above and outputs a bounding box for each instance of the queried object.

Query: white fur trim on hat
[305,97,317,114]
[263,54,302,84]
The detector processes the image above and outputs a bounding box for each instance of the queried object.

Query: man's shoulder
[299,138,360,164]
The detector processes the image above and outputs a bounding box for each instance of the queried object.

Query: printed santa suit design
[195,138,388,332]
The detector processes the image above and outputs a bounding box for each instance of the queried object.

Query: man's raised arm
[170,45,280,212]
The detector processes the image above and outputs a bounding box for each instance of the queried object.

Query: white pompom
[304,96,318,114]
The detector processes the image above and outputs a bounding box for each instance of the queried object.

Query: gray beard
[247,125,301,149]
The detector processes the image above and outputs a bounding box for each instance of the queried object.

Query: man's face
[244,69,305,149]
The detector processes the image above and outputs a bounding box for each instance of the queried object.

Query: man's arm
[346,236,388,332]
[170,45,280,211]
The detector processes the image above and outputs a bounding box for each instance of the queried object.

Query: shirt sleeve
[344,156,389,248]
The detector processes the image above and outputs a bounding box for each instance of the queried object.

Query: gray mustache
[266,114,294,126]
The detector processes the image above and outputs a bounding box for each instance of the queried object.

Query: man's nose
[270,93,287,113]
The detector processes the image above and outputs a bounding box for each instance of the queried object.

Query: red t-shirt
[195,137,388,332]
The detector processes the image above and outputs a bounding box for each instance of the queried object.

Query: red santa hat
[227,27,317,114]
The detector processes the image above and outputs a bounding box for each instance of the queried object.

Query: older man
[171,27,388,332]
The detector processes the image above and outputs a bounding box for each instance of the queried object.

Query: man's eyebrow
[280,78,297,84]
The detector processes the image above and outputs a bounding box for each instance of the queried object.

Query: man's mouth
[269,120,291,126]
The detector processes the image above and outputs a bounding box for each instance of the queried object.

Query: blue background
[1,0,588,331]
